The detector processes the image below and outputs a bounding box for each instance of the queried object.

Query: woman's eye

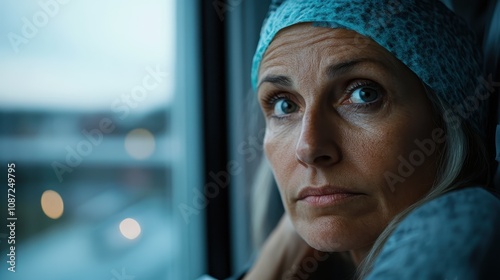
[348,86,381,104]
[274,99,298,116]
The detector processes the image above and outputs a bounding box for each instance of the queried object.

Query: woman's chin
[295,216,376,253]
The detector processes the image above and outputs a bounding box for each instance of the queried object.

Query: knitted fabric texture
[252,0,487,133]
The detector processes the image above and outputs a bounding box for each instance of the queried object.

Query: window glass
[0,1,201,279]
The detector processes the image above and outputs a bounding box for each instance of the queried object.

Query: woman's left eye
[346,85,381,105]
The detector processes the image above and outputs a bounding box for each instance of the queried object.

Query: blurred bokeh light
[0,1,179,279]
[125,128,156,160]
[120,218,142,240]
[41,190,64,219]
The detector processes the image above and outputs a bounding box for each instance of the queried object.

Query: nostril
[295,141,342,167]
[314,155,333,164]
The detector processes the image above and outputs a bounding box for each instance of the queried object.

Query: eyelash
[261,80,383,118]
[262,93,287,107]
[262,93,293,119]
[344,80,383,108]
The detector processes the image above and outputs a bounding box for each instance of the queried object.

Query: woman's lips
[297,186,363,206]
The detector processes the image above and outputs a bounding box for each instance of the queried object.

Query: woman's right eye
[273,98,298,117]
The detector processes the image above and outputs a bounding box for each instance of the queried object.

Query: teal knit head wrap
[252,0,487,133]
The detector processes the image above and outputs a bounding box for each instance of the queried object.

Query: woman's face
[258,24,440,260]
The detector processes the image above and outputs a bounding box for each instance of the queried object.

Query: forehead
[259,23,401,83]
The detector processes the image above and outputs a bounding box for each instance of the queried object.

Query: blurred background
[0,0,497,280]
[0,0,180,279]
[0,0,273,279]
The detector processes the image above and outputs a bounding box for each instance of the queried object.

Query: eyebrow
[258,75,293,89]
[258,58,383,89]
[326,59,369,79]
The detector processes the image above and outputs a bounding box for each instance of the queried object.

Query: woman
[240,0,500,279]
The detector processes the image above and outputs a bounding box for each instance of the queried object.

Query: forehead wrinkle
[260,25,407,89]
[317,39,406,80]
[321,58,392,80]
[269,32,359,61]
[262,38,356,87]
[262,26,358,68]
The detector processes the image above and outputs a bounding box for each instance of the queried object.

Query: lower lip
[300,193,360,207]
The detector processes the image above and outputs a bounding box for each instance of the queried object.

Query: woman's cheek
[264,127,299,200]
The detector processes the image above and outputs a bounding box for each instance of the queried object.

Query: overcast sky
[0,0,175,112]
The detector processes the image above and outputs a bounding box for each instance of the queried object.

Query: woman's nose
[295,110,341,167]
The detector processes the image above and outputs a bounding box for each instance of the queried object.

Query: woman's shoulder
[400,187,500,227]
[387,187,500,247]
[367,187,500,280]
